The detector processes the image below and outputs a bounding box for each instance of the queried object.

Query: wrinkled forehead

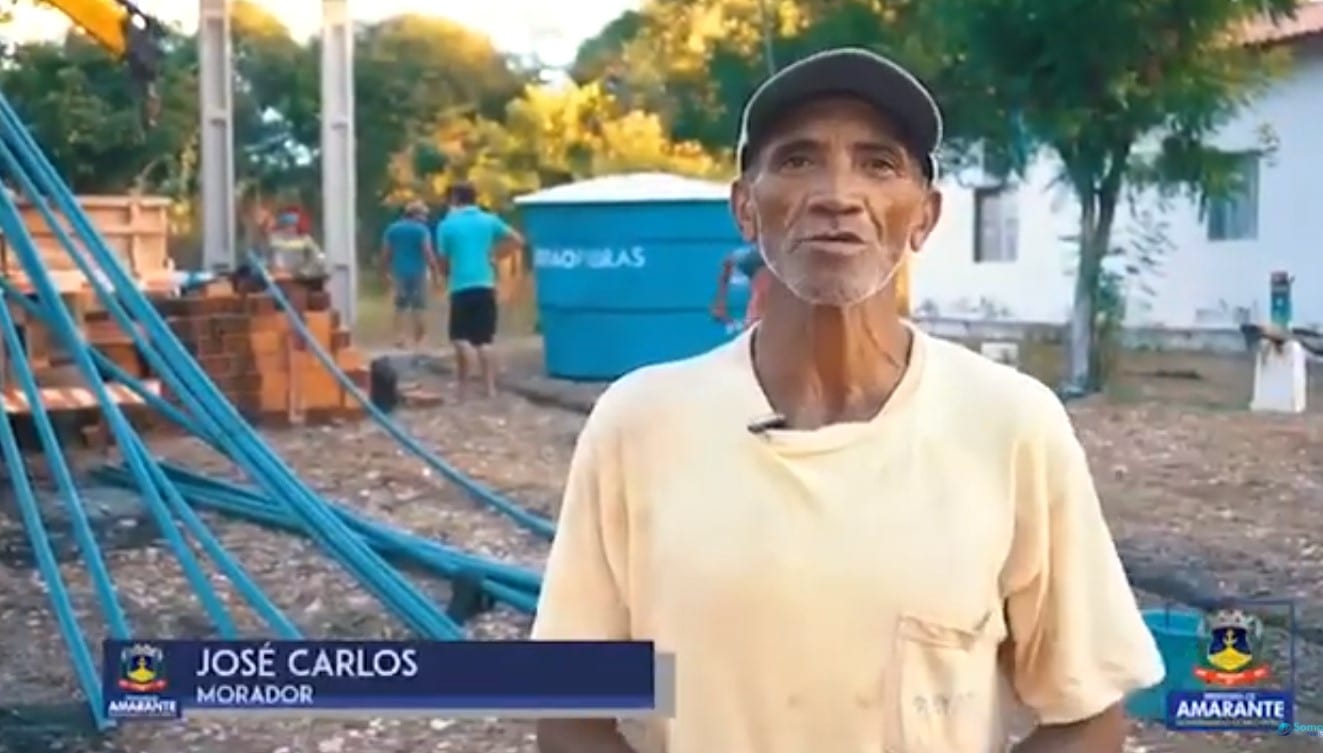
[753,96,919,164]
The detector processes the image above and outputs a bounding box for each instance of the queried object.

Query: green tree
[353,15,529,241]
[572,0,922,153]
[0,33,198,194]
[924,0,1300,391]
[569,10,644,84]
[386,81,730,215]
[230,0,319,198]
[578,0,1302,390]
[500,81,727,184]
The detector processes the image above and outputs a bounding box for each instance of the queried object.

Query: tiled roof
[1242,2,1323,45]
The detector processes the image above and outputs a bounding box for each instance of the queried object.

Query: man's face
[731,97,942,308]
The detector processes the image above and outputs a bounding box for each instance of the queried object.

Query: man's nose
[805,161,868,215]
[806,189,866,216]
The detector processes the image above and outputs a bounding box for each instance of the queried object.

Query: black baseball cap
[736,48,942,180]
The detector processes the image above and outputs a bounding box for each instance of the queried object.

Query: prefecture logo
[118,643,167,692]
[1166,604,1295,732]
[1196,609,1271,686]
[105,642,180,721]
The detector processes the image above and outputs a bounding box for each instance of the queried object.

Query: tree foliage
[1,33,197,193]
[920,0,1300,389]
[0,2,717,260]
[2,0,1303,372]
[572,0,1304,388]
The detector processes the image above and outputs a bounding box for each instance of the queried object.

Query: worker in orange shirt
[710,246,771,329]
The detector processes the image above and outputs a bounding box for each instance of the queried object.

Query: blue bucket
[1126,608,1204,721]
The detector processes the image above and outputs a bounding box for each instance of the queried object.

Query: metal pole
[321,0,357,329]
[198,0,236,271]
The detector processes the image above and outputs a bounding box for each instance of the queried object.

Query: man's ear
[908,188,943,254]
[730,178,757,243]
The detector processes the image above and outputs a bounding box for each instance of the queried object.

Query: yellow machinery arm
[40,0,167,126]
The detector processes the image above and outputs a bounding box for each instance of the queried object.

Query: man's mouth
[801,231,867,255]
[805,231,864,243]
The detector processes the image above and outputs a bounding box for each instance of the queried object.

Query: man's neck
[752,282,912,429]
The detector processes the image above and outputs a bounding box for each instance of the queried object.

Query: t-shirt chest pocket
[883,607,1009,753]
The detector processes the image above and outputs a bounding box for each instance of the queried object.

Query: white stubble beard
[758,241,911,307]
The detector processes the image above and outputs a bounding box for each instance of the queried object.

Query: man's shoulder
[919,331,1068,433]
[585,343,743,439]
[385,220,417,240]
[438,209,486,232]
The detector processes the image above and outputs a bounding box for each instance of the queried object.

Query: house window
[1206,153,1259,242]
[973,185,1018,262]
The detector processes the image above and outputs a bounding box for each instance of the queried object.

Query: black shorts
[448,287,497,345]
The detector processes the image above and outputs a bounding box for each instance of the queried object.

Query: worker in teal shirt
[436,182,523,398]
[380,200,439,349]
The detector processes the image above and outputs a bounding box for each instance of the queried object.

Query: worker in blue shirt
[436,182,524,398]
[380,200,440,349]
[711,245,770,329]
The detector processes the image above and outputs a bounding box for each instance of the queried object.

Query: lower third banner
[103,640,659,721]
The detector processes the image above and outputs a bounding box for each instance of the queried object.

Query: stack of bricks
[146,277,370,427]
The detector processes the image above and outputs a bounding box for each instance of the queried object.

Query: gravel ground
[0,347,1320,753]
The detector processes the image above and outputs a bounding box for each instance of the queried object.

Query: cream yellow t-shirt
[533,327,1164,753]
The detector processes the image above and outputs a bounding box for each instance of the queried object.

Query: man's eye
[865,157,898,174]
[779,154,812,169]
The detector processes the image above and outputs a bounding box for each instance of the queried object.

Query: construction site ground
[0,337,1320,753]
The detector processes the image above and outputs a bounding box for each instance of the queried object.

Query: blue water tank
[1126,608,1204,721]
[515,173,751,381]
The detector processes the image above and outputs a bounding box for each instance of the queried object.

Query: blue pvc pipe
[3,277,543,601]
[91,465,540,616]
[0,360,110,729]
[0,139,300,640]
[0,277,200,441]
[254,260,556,540]
[0,292,132,639]
[0,141,239,636]
[155,463,542,592]
[1,276,542,604]
[6,271,540,624]
[0,98,462,639]
[0,110,380,616]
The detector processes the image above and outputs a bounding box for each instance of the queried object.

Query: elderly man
[532,48,1163,753]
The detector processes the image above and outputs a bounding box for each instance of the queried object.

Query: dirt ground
[0,337,1320,753]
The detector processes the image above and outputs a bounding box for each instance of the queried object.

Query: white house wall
[912,159,1077,324]
[912,38,1323,333]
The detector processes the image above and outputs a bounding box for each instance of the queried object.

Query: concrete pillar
[321,0,357,329]
[198,0,236,271]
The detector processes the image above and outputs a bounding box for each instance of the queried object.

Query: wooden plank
[285,328,304,425]
[21,288,93,368]
[0,194,172,281]
[126,198,140,275]
[1,379,161,415]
